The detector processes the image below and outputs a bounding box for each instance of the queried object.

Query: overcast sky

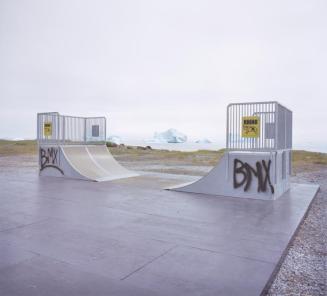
[0,0,326,150]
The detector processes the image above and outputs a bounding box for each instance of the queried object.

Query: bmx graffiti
[39,147,64,174]
[233,159,274,193]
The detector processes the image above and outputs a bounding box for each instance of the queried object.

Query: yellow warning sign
[44,122,52,136]
[242,116,260,138]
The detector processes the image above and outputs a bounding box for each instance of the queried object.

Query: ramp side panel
[61,146,109,181]
[170,152,282,200]
[39,145,88,181]
[87,145,138,179]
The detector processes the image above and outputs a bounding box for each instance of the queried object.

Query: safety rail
[37,112,106,145]
[226,101,292,151]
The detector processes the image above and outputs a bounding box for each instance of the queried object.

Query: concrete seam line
[120,245,178,281]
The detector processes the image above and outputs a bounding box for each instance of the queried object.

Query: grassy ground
[111,145,327,174]
[110,146,225,166]
[291,150,327,173]
[0,140,326,173]
[0,140,37,155]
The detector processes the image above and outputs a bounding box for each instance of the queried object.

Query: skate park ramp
[87,145,139,180]
[169,102,294,200]
[37,112,138,182]
[60,145,138,182]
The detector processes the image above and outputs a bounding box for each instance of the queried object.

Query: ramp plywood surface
[87,145,138,180]
[60,145,138,182]
[61,146,109,181]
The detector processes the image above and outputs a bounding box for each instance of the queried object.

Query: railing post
[275,103,278,150]
[84,118,87,144]
[226,105,229,150]
[104,117,107,145]
[63,115,65,145]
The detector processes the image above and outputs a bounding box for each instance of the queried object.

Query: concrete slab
[124,245,274,296]
[0,165,319,296]
[0,255,163,296]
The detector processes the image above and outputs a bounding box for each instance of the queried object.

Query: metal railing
[226,101,292,151]
[37,112,106,145]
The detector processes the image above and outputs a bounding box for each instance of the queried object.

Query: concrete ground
[0,156,320,296]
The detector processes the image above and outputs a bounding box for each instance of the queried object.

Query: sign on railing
[226,102,292,151]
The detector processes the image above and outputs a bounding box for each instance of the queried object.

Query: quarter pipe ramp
[37,112,138,182]
[169,102,293,200]
[40,145,138,182]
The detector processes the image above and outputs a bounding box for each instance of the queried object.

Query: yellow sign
[242,116,260,138]
[44,122,52,136]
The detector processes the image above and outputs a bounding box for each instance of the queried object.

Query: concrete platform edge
[260,184,320,295]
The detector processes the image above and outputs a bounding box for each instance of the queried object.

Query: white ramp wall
[171,151,291,200]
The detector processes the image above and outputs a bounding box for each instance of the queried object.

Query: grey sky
[0,0,326,149]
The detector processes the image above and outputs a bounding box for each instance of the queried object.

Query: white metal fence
[37,112,106,145]
[226,101,292,151]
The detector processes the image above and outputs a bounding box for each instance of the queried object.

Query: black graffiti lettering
[233,159,274,194]
[233,159,247,189]
[39,147,64,175]
[40,148,47,168]
[255,161,264,192]
[48,148,57,164]
[262,159,274,194]
[40,147,59,169]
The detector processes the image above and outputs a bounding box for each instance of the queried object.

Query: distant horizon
[1,135,326,154]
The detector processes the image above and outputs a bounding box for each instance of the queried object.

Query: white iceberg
[195,138,212,144]
[146,128,187,143]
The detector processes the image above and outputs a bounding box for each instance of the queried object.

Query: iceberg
[146,128,187,143]
[195,138,212,144]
